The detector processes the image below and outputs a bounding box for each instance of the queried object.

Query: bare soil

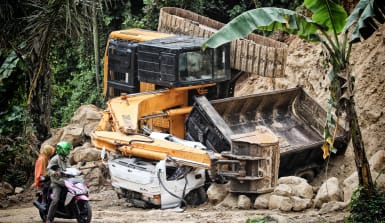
[0,186,348,223]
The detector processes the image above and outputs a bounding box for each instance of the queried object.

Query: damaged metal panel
[186,87,348,183]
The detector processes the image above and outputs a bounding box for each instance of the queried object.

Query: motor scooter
[33,168,92,223]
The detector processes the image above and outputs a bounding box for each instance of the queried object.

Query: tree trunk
[28,62,52,141]
[347,98,374,191]
[28,36,52,142]
[92,1,100,92]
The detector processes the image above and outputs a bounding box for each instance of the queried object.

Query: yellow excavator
[91,28,280,209]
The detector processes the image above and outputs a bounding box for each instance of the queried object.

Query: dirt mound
[235,24,385,185]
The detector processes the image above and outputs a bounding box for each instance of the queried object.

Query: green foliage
[0,133,37,187]
[142,0,204,29]
[305,0,348,34]
[347,186,385,223]
[228,2,248,19]
[119,2,145,29]
[49,34,104,127]
[0,106,27,135]
[102,0,144,30]
[51,42,104,127]
[203,7,321,49]
[225,0,302,21]
[246,216,268,223]
[343,0,385,42]
[0,46,30,136]
[0,49,19,81]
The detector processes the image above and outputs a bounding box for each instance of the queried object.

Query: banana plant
[204,0,384,191]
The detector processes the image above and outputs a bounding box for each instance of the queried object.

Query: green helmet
[56,141,72,156]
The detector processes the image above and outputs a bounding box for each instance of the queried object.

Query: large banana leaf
[304,0,347,33]
[203,7,321,49]
[343,0,385,42]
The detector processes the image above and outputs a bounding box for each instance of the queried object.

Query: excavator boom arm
[91,131,213,168]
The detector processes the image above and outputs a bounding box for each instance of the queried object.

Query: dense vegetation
[0,0,301,187]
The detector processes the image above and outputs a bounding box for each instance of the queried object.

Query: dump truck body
[185,87,348,180]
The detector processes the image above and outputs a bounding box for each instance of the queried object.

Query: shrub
[347,186,385,223]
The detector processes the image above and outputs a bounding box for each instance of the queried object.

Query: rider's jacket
[47,154,71,186]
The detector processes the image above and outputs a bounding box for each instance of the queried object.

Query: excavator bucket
[185,87,348,179]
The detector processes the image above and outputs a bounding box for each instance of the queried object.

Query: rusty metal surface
[185,87,348,179]
[212,88,321,152]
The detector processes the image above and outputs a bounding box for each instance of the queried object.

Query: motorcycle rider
[34,144,56,206]
[45,141,72,223]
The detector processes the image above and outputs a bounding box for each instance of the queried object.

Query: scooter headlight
[73,188,88,195]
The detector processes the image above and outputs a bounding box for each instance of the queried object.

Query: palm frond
[344,0,385,42]
[203,7,322,49]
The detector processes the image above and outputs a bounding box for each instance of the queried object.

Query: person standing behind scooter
[45,141,72,223]
[34,144,56,206]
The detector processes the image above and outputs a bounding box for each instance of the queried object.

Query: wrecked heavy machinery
[92,28,281,209]
[91,8,347,209]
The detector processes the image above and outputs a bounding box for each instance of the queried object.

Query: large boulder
[42,128,63,149]
[274,184,293,197]
[277,176,313,199]
[215,193,238,209]
[60,123,84,147]
[343,169,385,202]
[278,176,308,185]
[69,142,101,165]
[237,194,251,209]
[254,193,271,209]
[70,104,102,137]
[268,194,292,211]
[258,176,313,212]
[343,150,385,202]
[42,104,102,149]
[342,172,358,202]
[291,196,312,211]
[369,150,385,172]
[206,183,229,205]
[81,162,108,192]
[292,181,314,199]
[314,177,342,208]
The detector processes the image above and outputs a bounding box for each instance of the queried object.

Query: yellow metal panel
[140,82,156,92]
[109,28,173,42]
[91,131,211,168]
[169,115,186,139]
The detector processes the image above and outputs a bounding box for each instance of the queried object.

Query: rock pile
[206,151,385,214]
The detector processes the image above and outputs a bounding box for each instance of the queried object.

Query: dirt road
[0,203,264,223]
[0,195,347,223]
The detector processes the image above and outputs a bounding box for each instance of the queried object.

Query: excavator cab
[104,29,230,98]
[137,35,230,87]
[104,29,174,98]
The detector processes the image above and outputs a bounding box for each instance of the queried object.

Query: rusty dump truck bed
[185,87,348,179]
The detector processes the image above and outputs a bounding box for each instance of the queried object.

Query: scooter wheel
[38,209,47,222]
[75,200,92,223]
